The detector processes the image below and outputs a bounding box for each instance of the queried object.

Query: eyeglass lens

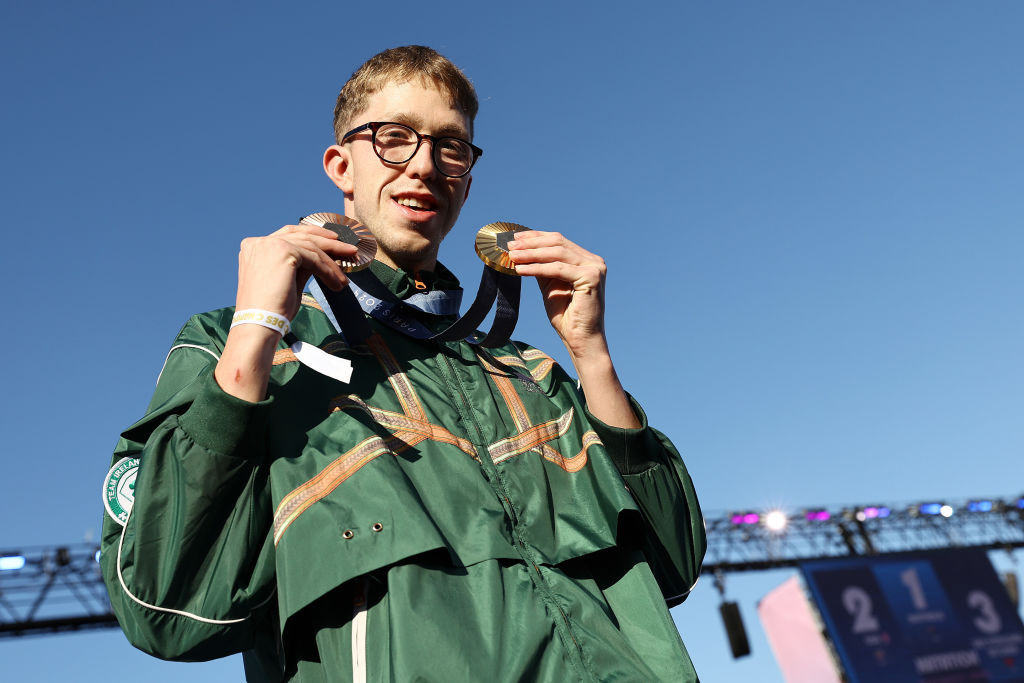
[373,123,474,177]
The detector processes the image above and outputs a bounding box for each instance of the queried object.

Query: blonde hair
[333,45,479,143]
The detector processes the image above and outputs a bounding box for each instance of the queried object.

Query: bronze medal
[300,212,377,272]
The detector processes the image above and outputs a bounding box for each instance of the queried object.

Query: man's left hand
[508,230,609,362]
[508,230,640,429]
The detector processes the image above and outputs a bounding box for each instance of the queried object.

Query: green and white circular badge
[103,457,140,526]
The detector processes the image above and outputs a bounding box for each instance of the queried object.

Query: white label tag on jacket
[103,457,140,526]
[291,341,354,384]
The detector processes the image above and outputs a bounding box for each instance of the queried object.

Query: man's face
[328,79,473,273]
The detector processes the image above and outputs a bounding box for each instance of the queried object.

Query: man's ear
[323,145,353,196]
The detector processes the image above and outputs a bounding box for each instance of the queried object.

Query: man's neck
[368,258,461,301]
[375,252,437,276]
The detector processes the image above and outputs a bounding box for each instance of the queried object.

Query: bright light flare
[0,555,26,571]
[764,510,788,532]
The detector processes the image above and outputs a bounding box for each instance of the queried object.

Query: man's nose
[405,138,436,178]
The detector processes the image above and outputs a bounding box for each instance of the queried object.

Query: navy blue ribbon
[309,267,520,348]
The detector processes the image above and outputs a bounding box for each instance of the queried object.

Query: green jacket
[101,268,705,682]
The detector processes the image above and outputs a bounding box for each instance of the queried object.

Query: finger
[293,237,359,290]
[288,240,349,289]
[503,231,561,246]
[274,225,360,258]
[271,231,357,274]
[295,263,349,295]
[248,235,348,290]
[508,231,599,262]
[513,261,605,292]
[509,245,608,288]
[273,223,342,240]
[506,230,579,250]
[306,233,360,260]
[508,244,585,267]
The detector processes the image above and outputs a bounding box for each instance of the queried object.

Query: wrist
[568,343,642,430]
[231,308,291,336]
[215,324,280,402]
[572,351,616,391]
[563,332,611,369]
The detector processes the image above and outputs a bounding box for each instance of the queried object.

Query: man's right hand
[215,224,358,402]
[235,223,357,321]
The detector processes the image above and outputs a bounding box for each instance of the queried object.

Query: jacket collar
[369,260,461,300]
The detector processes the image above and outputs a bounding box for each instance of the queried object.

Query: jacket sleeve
[100,313,278,661]
[586,399,707,608]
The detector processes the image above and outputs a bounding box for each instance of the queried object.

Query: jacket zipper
[437,346,591,676]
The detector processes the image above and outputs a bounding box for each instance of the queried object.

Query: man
[101,46,705,682]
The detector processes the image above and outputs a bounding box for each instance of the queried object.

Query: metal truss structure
[2,495,1022,638]
[702,495,1024,574]
[0,543,114,638]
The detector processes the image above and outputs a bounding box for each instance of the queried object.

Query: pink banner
[758,576,842,683]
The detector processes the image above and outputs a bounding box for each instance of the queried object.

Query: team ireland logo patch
[103,457,140,525]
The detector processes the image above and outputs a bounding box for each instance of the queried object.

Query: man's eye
[380,127,415,142]
[438,139,470,157]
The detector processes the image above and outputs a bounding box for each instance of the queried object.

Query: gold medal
[475,221,530,275]
[300,212,377,272]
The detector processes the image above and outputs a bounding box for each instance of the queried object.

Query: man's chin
[376,241,440,272]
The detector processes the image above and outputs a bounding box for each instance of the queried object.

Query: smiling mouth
[395,197,437,212]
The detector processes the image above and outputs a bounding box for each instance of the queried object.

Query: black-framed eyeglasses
[341,121,482,178]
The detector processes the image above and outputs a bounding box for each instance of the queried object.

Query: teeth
[396,197,431,210]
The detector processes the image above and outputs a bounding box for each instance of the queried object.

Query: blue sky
[1,1,1022,680]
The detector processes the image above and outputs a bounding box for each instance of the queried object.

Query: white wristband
[231,309,291,336]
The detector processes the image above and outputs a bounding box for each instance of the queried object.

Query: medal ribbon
[303,217,526,356]
[309,261,521,348]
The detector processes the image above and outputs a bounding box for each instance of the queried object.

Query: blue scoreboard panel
[802,549,1024,682]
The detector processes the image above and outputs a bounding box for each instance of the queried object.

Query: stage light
[967,500,994,512]
[764,510,788,532]
[804,509,831,522]
[0,555,26,571]
[855,506,892,521]
[918,503,943,516]
[1016,498,1024,510]
[94,549,101,563]
[940,505,954,518]
[731,512,761,525]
